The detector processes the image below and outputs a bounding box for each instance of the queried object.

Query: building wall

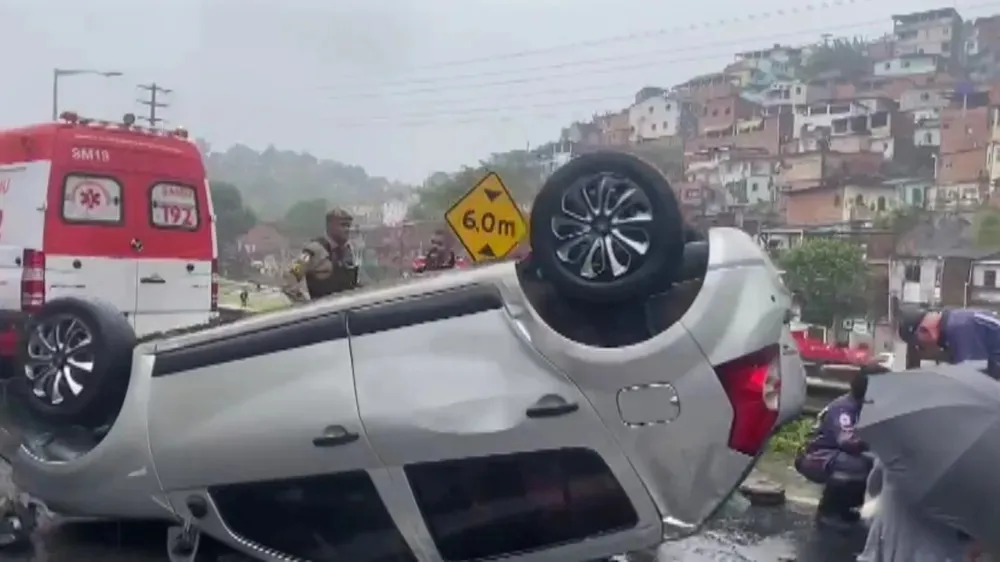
[937,148,989,184]
[841,184,898,221]
[783,187,845,225]
[629,95,686,141]
[686,113,791,155]
[898,88,950,111]
[940,106,991,154]
[698,96,759,134]
[873,56,941,76]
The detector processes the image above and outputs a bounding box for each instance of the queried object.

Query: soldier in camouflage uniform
[281,208,359,302]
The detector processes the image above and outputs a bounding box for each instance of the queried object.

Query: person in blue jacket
[897,305,1000,378]
[795,368,876,528]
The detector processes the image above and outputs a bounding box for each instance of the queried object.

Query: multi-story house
[685,148,778,207]
[627,88,697,142]
[892,8,963,62]
[965,15,1000,81]
[934,100,991,209]
[776,151,886,225]
[698,95,760,135]
[793,97,894,139]
[686,113,793,156]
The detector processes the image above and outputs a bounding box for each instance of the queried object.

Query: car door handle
[140,276,166,284]
[526,394,579,418]
[312,425,359,447]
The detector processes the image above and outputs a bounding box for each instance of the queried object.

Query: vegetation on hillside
[800,37,871,80]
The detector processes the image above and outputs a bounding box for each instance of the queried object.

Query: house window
[662,121,669,129]
[712,109,719,116]
[650,123,657,131]
[985,270,998,287]
[921,92,930,101]
[904,264,921,282]
[912,187,923,203]
[942,41,951,51]
[833,194,842,206]
[924,132,933,143]
[665,103,672,110]
[795,86,802,94]
[648,106,654,114]
[902,60,911,68]
[877,196,886,211]
[855,194,865,206]
[725,107,731,115]
[884,62,891,70]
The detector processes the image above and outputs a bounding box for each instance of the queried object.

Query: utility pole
[136,83,172,127]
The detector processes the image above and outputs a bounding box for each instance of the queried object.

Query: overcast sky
[0,0,989,183]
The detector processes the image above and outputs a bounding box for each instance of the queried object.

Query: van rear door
[133,180,213,336]
[0,162,48,333]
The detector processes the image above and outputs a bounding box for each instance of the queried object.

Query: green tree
[281,198,330,240]
[780,238,869,327]
[974,209,1000,249]
[409,154,542,221]
[801,38,870,80]
[210,181,257,248]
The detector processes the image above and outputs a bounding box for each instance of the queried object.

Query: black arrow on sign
[483,188,501,202]
[478,244,496,258]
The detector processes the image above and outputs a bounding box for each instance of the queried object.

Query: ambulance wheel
[18,297,135,427]
[529,151,684,303]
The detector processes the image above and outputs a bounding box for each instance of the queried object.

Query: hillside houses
[546,6,1000,239]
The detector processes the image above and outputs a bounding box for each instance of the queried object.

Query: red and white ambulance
[0,111,218,374]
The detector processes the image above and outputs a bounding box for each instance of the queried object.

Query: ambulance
[0,111,218,375]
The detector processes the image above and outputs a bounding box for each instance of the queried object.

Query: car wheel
[529,151,685,303]
[17,297,136,427]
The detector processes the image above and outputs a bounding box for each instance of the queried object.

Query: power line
[316,0,1000,124]
[331,0,881,81]
[325,0,1000,100]
[137,83,172,127]
[332,21,884,93]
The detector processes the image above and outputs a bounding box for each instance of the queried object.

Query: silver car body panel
[4,227,805,562]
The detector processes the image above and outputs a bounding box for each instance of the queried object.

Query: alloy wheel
[550,172,655,281]
[24,314,95,406]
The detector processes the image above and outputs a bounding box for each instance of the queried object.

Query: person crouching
[795,367,878,529]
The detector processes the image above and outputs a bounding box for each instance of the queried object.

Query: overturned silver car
[0,152,805,562]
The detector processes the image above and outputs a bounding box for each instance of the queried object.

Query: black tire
[529,151,684,303]
[17,297,136,427]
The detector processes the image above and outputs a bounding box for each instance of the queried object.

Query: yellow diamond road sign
[445,172,527,263]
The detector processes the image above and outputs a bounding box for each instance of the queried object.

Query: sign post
[445,172,528,263]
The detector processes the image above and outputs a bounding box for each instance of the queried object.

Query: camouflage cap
[326,207,353,225]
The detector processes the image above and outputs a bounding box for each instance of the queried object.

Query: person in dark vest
[281,208,359,302]
[414,230,457,274]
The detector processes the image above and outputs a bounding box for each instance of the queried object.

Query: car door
[147,312,383,490]
[349,285,662,562]
[146,312,424,561]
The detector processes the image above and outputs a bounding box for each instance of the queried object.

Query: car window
[62,174,122,224]
[210,471,417,562]
[150,182,199,230]
[406,448,638,561]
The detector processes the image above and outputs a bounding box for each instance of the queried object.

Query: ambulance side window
[62,174,123,225]
[149,183,200,231]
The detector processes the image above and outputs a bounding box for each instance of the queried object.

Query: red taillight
[20,249,46,313]
[715,345,781,456]
[210,259,219,311]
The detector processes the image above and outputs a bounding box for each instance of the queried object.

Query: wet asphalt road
[0,468,867,562]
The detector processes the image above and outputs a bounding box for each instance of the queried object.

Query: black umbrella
[856,363,1000,549]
